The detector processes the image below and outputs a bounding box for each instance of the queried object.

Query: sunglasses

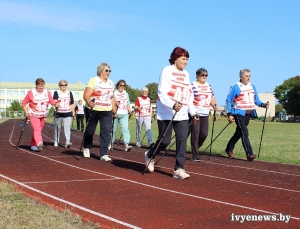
[119,84,126,87]
[105,69,112,72]
[60,84,67,86]
[200,74,208,77]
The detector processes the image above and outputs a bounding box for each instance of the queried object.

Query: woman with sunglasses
[82,63,116,161]
[144,47,198,179]
[22,78,57,152]
[53,79,75,148]
[109,79,133,152]
[190,68,217,162]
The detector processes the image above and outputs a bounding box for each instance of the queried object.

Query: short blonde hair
[97,63,110,76]
[58,79,68,86]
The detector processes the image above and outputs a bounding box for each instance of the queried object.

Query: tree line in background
[274,76,300,116]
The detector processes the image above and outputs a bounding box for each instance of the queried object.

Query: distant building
[0,81,86,114]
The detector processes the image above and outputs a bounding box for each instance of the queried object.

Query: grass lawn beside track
[46,115,300,165]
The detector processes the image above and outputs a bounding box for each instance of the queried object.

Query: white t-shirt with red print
[191,81,214,116]
[135,96,151,118]
[156,65,195,121]
[114,90,130,115]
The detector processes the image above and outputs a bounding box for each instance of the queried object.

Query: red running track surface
[0,119,299,228]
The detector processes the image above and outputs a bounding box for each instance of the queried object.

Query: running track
[0,119,299,228]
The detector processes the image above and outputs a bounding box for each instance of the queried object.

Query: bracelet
[112,112,116,115]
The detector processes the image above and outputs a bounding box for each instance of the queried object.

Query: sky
[0,0,299,105]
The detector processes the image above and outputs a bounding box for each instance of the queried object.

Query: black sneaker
[192,154,202,162]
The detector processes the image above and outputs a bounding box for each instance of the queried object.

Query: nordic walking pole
[142,102,181,175]
[141,114,156,145]
[202,122,230,153]
[258,102,269,158]
[117,112,133,145]
[155,119,194,166]
[209,105,217,160]
[46,115,56,147]
[79,98,95,158]
[16,117,28,149]
[55,110,59,150]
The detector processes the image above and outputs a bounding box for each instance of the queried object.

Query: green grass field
[55,116,300,165]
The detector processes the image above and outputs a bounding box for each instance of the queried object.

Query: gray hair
[239,68,250,77]
[141,87,148,92]
[196,68,208,77]
[97,63,110,76]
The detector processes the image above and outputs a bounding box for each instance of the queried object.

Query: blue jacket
[226,82,264,117]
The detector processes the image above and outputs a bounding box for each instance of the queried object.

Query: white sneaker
[54,142,58,147]
[100,155,112,161]
[125,146,132,152]
[65,142,72,148]
[136,142,141,147]
[83,148,90,157]
[144,151,154,172]
[37,142,43,151]
[173,168,190,179]
[108,144,113,150]
[31,146,38,151]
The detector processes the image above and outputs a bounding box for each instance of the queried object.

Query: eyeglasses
[200,74,208,77]
[105,69,112,72]
[60,84,67,86]
[119,84,126,87]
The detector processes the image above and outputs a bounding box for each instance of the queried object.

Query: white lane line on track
[112,156,300,194]
[0,173,141,229]
[24,178,119,184]
[44,124,300,192]
[70,130,300,177]
[203,161,300,177]
[8,123,300,221]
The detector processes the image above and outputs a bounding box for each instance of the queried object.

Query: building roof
[0,81,86,91]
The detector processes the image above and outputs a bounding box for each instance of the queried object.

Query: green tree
[274,76,300,115]
[126,85,140,103]
[145,82,158,102]
[275,103,283,116]
[7,100,23,112]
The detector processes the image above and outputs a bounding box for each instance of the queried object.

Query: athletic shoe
[65,142,72,148]
[100,155,112,161]
[37,142,43,152]
[173,168,190,179]
[192,154,202,162]
[136,142,141,147]
[224,150,234,158]
[31,146,38,151]
[81,129,84,132]
[148,142,154,148]
[83,148,90,157]
[144,151,154,172]
[125,146,132,152]
[77,130,80,132]
[247,154,257,161]
[54,142,58,147]
[108,144,113,150]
